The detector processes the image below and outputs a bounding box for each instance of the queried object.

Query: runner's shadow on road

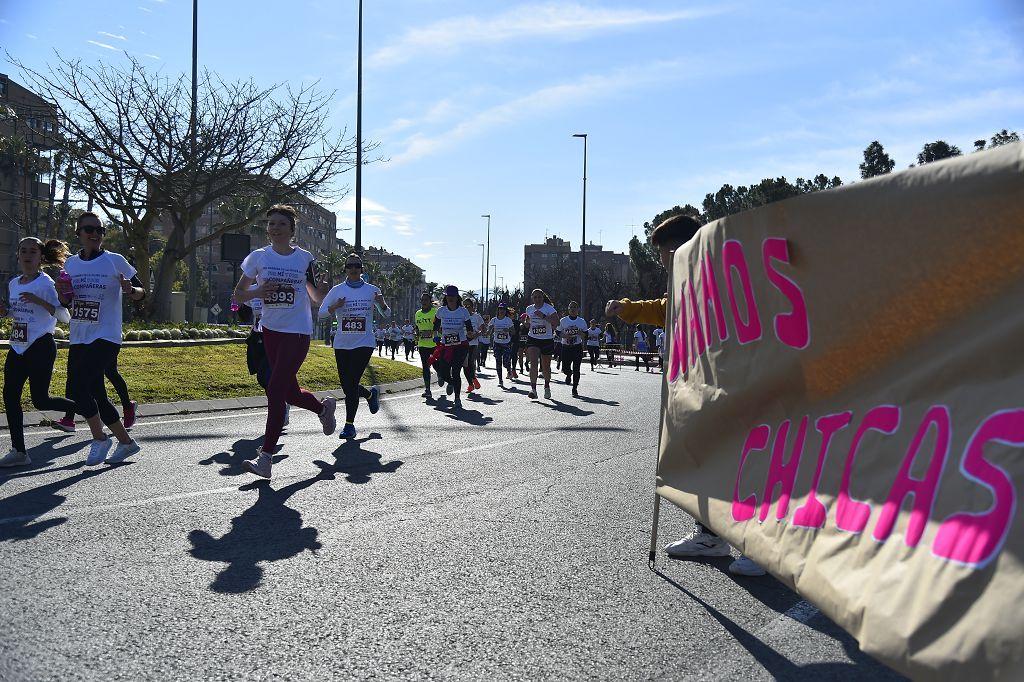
[0,437,88,482]
[188,474,327,594]
[574,395,620,407]
[198,436,279,477]
[465,393,502,406]
[539,400,594,417]
[0,464,113,542]
[442,406,494,426]
[319,435,402,484]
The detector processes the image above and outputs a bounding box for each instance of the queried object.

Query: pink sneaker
[123,401,138,429]
[53,417,76,433]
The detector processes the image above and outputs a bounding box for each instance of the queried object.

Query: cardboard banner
[656,144,1024,681]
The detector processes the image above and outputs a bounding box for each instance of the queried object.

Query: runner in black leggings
[57,212,143,465]
[0,237,79,467]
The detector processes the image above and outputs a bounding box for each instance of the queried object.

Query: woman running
[414,292,439,399]
[478,314,491,368]
[432,285,475,409]
[586,319,602,371]
[506,306,520,380]
[488,302,515,388]
[558,301,588,397]
[604,323,617,367]
[462,298,484,394]
[402,319,416,361]
[56,212,143,465]
[233,204,334,479]
[634,324,650,372]
[518,313,531,375]
[319,253,387,439]
[524,288,559,400]
[0,238,79,467]
[375,325,385,356]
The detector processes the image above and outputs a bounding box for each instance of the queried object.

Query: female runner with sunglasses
[233,205,333,479]
[433,286,475,409]
[56,212,143,465]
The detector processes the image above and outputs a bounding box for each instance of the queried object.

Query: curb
[0,378,425,431]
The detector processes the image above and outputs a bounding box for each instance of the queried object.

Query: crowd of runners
[0,203,662,478]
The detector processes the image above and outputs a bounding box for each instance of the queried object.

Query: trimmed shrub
[125,330,140,341]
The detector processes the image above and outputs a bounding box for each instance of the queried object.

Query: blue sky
[3,1,1023,296]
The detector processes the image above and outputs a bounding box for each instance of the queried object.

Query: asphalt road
[0,356,905,681]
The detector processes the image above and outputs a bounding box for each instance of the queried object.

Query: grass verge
[0,343,421,412]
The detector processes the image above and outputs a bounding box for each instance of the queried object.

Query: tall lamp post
[476,243,485,302]
[572,133,587,316]
[354,0,364,253]
[481,214,491,308]
[490,264,497,306]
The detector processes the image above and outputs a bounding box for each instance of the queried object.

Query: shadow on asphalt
[440,404,494,426]
[651,567,906,680]
[198,436,267,477]
[539,399,594,417]
[574,395,620,407]
[0,435,89,481]
[0,463,116,542]
[189,432,403,593]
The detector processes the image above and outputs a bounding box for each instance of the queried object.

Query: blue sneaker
[86,438,113,465]
[340,423,357,439]
[367,386,380,414]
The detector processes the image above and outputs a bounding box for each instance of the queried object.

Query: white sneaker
[319,397,337,435]
[107,440,141,464]
[728,555,766,576]
[0,449,30,467]
[665,528,731,557]
[86,438,114,466]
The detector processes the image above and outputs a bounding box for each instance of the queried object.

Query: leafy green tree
[916,141,962,165]
[859,141,895,178]
[989,129,1020,147]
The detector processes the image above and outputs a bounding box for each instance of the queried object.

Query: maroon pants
[262,329,323,450]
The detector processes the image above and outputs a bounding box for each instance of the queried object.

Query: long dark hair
[20,237,70,268]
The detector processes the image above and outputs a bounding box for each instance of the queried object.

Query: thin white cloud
[144,54,161,60]
[864,88,1024,127]
[87,40,117,51]
[423,241,447,247]
[334,196,418,238]
[25,34,38,40]
[98,31,127,41]
[138,6,152,12]
[370,3,728,67]
[388,58,695,165]
[414,253,433,260]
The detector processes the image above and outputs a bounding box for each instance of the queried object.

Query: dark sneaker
[122,400,138,429]
[53,417,76,433]
[447,383,455,396]
[319,397,337,435]
[367,386,380,414]
[340,423,357,439]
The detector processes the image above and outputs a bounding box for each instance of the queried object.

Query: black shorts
[526,337,555,356]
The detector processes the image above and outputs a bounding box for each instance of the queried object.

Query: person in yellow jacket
[605,213,766,577]
[414,292,439,400]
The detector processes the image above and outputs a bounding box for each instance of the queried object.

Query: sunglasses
[345,262,363,269]
[79,225,105,234]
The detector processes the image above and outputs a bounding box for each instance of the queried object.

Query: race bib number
[531,325,547,336]
[71,300,100,324]
[443,332,460,345]
[419,329,433,339]
[263,286,296,308]
[10,322,28,344]
[340,317,366,333]
[495,331,510,343]
[564,328,579,344]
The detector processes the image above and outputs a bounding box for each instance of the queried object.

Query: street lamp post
[481,214,491,308]
[355,0,363,253]
[490,264,497,307]
[476,243,485,302]
[572,133,587,316]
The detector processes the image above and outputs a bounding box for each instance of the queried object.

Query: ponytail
[42,239,70,267]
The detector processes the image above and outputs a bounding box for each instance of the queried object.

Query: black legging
[446,345,470,395]
[63,352,130,420]
[418,346,436,389]
[587,345,600,370]
[562,345,584,387]
[334,347,374,423]
[462,345,478,384]
[67,339,122,425]
[4,334,78,453]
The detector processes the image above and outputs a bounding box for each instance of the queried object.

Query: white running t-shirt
[320,279,380,350]
[558,315,588,347]
[436,305,471,344]
[490,316,514,345]
[467,312,484,346]
[241,246,316,336]
[586,326,602,347]
[7,273,67,354]
[64,250,136,346]
[525,303,557,340]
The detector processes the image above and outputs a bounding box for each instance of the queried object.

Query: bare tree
[13,53,362,317]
